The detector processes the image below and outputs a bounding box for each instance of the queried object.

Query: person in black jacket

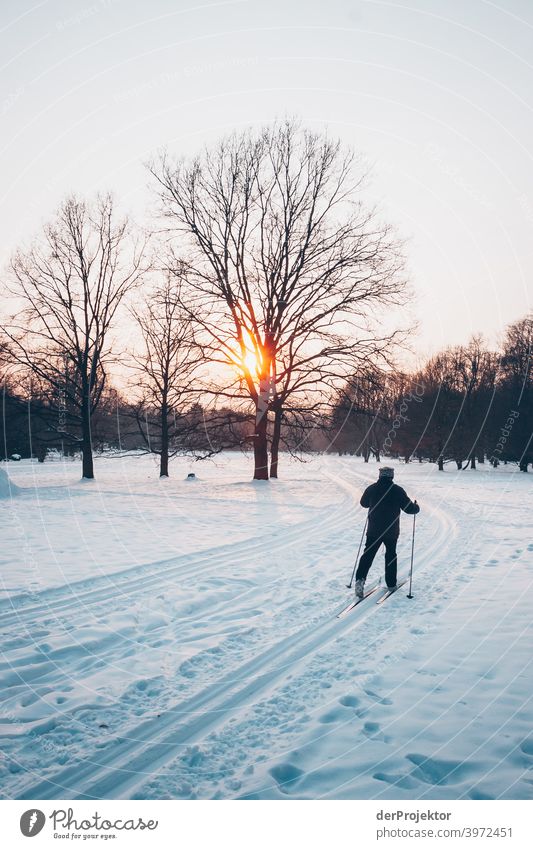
[355,466,419,597]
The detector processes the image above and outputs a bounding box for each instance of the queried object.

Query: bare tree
[3,195,147,478]
[447,336,498,469]
[130,277,205,476]
[402,355,455,470]
[150,120,408,479]
[332,367,391,460]
[497,313,533,471]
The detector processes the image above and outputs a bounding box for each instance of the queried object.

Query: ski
[376,579,407,604]
[337,583,381,618]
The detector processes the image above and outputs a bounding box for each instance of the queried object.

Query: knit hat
[378,466,394,479]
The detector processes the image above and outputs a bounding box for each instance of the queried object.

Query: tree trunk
[438,455,444,471]
[270,405,282,479]
[470,455,476,470]
[81,389,94,479]
[253,404,269,480]
[160,402,169,477]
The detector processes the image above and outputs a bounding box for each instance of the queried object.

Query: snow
[0,466,19,499]
[0,453,531,800]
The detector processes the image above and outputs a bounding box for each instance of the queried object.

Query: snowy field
[0,452,532,801]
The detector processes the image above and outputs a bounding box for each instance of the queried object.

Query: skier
[355,467,419,598]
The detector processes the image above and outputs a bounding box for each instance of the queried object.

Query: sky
[1,0,532,363]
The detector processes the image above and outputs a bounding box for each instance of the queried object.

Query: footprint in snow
[8,762,23,775]
[373,771,418,790]
[406,753,479,786]
[468,788,494,800]
[339,695,359,707]
[269,763,303,794]
[364,688,393,705]
[318,706,347,724]
[519,737,533,757]
[20,693,40,708]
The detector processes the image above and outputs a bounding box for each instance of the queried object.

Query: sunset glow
[243,348,260,377]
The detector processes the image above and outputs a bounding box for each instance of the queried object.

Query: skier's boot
[386,584,398,592]
[355,578,365,599]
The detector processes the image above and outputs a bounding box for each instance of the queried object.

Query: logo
[20,810,46,837]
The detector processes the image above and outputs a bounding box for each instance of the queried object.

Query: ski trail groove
[0,479,353,631]
[0,473,360,714]
[19,590,388,799]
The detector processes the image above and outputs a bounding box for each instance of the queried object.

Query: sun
[243,348,260,376]
[229,329,262,378]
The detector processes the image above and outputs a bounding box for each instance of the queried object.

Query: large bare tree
[4,195,147,478]
[150,121,407,479]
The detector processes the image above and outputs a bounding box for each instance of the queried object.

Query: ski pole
[407,509,416,599]
[347,516,368,589]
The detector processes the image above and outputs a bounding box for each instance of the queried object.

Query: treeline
[0,370,254,465]
[331,316,532,471]
[2,313,530,474]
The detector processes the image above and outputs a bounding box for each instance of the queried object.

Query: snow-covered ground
[0,453,532,800]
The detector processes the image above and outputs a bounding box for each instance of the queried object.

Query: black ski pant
[355,532,398,588]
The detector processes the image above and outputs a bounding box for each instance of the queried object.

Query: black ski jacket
[360,479,420,538]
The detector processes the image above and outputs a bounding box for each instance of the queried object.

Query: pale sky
[2,0,532,362]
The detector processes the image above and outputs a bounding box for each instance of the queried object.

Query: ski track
[1,464,360,796]
[10,472,454,800]
[0,472,356,698]
[0,485,348,628]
